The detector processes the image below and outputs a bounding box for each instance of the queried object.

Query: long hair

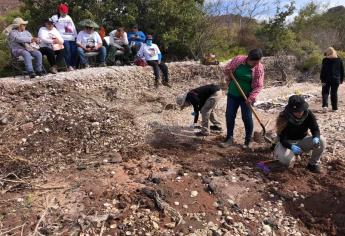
[276,112,288,135]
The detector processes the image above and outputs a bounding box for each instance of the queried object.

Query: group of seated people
[6,3,170,87]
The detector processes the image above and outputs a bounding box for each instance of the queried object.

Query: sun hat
[79,19,99,29]
[176,92,188,109]
[287,95,309,113]
[12,17,28,27]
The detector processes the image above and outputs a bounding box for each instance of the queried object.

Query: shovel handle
[229,74,266,133]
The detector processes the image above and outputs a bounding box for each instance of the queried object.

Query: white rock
[174,202,180,206]
[191,191,198,198]
[263,224,272,234]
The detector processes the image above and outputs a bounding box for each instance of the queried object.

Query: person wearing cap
[320,47,344,113]
[176,84,222,136]
[127,24,146,57]
[137,35,170,87]
[220,49,265,149]
[8,17,44,78]
[38,18,64,74]
[275,95,326,173]
[76,20,107,68]
[51,3,78,71]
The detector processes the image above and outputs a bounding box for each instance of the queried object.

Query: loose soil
[0,63,344,235]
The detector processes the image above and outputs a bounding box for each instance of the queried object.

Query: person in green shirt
[220,49,265,149]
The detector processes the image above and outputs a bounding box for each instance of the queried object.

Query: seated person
[38,18,65,74]
[137,35,170,88]
[76,19,106,68]
[108,27,131,65]
[275,95,326,173]
[127,24,146,57]
[8,17,44,78]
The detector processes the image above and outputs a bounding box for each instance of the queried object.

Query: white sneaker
[67,66,74,71]
[322,107,328,113]
[332,109,338,113]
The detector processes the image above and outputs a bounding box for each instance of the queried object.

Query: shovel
[230,75,273,144]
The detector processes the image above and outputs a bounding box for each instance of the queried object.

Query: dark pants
[225,94,253,143]
[322,83,339,110]
[39,47,64,67]
[63,40,78,67]
[147,60,169,82]
[122,45,131,64]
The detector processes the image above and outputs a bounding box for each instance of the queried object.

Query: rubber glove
[291,145,302,155]
[191,112,197,116]
[313,137,320,148]
[313,137,320,145]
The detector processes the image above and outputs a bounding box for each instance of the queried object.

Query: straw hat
[12,17,28,27]
[79,19,99,29]
[2,18,28,36]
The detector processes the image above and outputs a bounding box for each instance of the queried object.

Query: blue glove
[291,145,302,155]
[313,137,320,145]
[191,112,197,116]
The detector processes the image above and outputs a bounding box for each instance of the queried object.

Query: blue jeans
[13,49,43,73]
[77,46,106,66]
[225,94,253,142]
[63,40,78,67]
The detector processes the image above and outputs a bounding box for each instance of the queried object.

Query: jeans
[77,46,106,66]
[39,47,64,67]
[225,94,253,143]
[274,136,326,166]
[63,40,78,67]
[322,82,339,110]
[13,49,43,73]
[147,60,169,82]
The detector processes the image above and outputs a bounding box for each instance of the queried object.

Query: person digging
[274,95,326,173]
[220,48,265,149]
[176,84,222,136]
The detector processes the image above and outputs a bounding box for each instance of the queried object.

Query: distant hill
[327,5,345,14]
[0,0,21,15]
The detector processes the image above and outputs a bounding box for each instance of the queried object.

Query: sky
[206,0,345,21]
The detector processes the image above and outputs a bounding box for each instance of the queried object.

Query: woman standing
[51,3,78,71]
[220,49,265,149]
[320,47,344,112]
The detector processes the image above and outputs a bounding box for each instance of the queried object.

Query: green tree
[256,1,296,54]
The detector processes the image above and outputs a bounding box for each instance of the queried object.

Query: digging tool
[228,73,274,144]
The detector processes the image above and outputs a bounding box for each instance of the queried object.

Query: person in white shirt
[108,27,131,65]
[137,35,170,88]
[76,20,106,68]
[38,18,64,74]
[51,3,78,71]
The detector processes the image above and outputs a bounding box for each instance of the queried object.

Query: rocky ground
[0,61,344,236]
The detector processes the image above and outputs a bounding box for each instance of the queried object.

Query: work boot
[36,71,45,77]
[196,131,209,137]
[306,163,321,173]
[29,72,36,79]
[210,125,222,131]
[243,139,253,150]
[162,80,172,88]
[154,80,160,88]
[220,137,234,148]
